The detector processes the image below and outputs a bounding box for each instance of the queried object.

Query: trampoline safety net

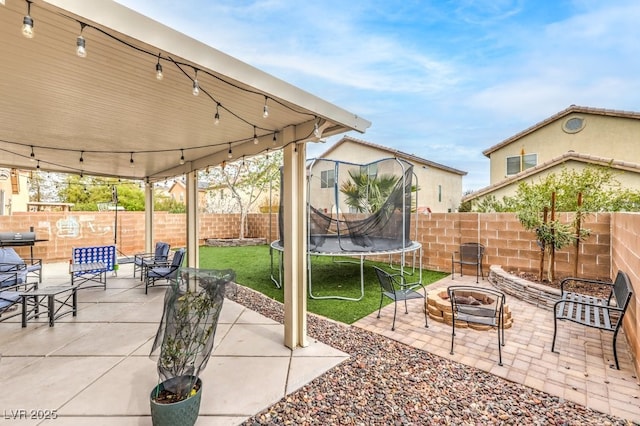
[279,157,414,253]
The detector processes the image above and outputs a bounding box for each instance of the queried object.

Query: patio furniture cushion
[0,248,28,287]
[145,248,186,294]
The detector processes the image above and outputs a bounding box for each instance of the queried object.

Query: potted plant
[149,267,235,426]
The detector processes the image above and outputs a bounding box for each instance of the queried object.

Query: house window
[563,116,585,134]
[506,153,537,175]
[320,169,335,188]
[359,163,378,179]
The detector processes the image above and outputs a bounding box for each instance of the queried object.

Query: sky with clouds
[115,0,640,191]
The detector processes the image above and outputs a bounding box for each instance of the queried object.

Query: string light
[4,5,320,177]
[22,1,34,39]
[155,53,163,80]
[227,143,233,159]
[192,69,199,96]
[76,23,87,58]
[36,160,40,169]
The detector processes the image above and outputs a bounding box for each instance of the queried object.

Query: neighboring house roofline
[317,136,467,176]
[482,105,640,158]
[168,180,208,193]
[463,152,640,202]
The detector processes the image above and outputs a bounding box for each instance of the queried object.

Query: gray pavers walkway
[354,274,640,422]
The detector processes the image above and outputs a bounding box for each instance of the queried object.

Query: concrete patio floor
[355,274,640,422]
[0,262,348,425]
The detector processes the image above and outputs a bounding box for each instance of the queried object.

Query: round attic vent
[563,116,585,133]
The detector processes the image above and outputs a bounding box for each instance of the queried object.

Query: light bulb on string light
[22,1,34,39]
[79,151,84,164]
[272,132,277,145]
[76,23,87,58]
[155,53,163,80]
[262,96,269,118]
[36,160,40,169]
[228,144,233,159]
[214,103,220,125]
[192,69,199,96]
[129,152,135,168]
[180,149,185,165]
[29,146,35,162]
[253,126,259,145]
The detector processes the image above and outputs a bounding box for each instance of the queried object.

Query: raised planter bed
[487,265,560,311]
[204,238,266,247]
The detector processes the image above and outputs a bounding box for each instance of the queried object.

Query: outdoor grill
[0,232,37,247]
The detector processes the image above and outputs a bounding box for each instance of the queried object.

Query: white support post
[144,181,154,254]
[282,128,308,349]
[186,171,199,269]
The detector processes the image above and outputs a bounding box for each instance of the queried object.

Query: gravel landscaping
[229,285,628,426]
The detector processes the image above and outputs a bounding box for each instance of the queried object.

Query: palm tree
[339,171,399,213]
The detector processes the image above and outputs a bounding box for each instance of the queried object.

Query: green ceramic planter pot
[150,376,202,426]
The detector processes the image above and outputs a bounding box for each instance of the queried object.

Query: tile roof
[463,151,640,201]
[318,136,467,176]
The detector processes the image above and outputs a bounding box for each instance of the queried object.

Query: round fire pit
[426,289,513,330]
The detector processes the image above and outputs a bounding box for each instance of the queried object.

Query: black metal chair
[144,248,186,294]
[134,241,170,279]
[448,285,506,365]
[373,266,427,331]
[451,242,485,283]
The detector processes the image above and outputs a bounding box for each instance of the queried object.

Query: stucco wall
[321,142,463,212]
[489,113,640,185]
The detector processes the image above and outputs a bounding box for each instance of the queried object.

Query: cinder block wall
[0,211,612,278]
[610,213,640,374]
[1,210,637,369]
[408,212,610,280]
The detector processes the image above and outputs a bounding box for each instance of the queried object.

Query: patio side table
[20,285,78,327]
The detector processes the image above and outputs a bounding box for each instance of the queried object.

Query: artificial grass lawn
[199,245,448,324]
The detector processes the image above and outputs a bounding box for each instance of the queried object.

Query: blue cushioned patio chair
[134,242,170,280]
[0,261,37,324]
[374,266,427,331]
[144,248,186,294]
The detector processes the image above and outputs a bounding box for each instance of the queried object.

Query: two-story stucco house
[464,105,640,204]
[315,136,467,213]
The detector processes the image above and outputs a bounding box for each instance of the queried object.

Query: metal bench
[552,270,633,369]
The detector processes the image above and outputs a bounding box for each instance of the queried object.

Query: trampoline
[270,157,423,301]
